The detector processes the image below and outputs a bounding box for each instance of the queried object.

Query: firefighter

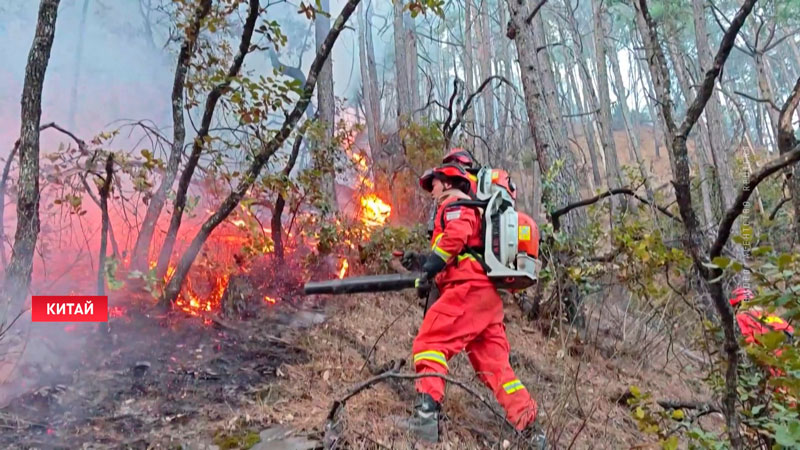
[401,148,480,310]
[731,287,794,346]
[396,164,547,448]
[730,287,794,374]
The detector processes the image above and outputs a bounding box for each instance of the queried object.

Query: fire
[163,264,230,316]
[360,194,391,227]
[338,258,349,279]
[264,295,277,304]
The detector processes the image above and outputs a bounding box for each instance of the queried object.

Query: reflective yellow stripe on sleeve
[413,350,448,369]
[431,234,452,261]
[502,379,525,394]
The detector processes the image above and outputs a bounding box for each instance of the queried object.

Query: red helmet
[419,164,473,192]
[443,147,475,167]
[729,287,753,306]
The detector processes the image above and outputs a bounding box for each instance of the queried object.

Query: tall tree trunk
[315,0,338,213]
[564,57,602,188]
[667,40,715,225]
[754,51,781,143]
[97,155,113,296]
[155,0,259,281]
[393,0,411,127]
[68,0,90,131]
[507,1,583,229]
[608,45,653,200]
[357,1,381,159]
[692,0,735,212]
[563,7,606,187]
[477,0,494,161]
[3,0,61,320]
[403,10,420,122]
[591,0,624,201]
[130,0,212,272]
[496,0,514,155]
[364,1,381,148]
[634,1,758,446]
[778,76,800,240]
[462,0,477,150]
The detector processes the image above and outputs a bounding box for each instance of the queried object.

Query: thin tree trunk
[393,0,411,126]
[357,2,380,160]
[3,0,61,320]
[563,8,605,187]
[507,0,583,229]
[634,1,757,447]
[155,0,259,281]
[0,145,19,269]
[364,1,381,152]
[403,10,420,121]
[97,154,113,296]
[314,0,338,212]
[273,134,304,260]
[477,0,494,161]
[564,58,602,188]
[778,76,800,240]
[591,0,623,199]
[692,0,735,212]
[161,0,362,306]
[608,45,653,200]
[754,51,781,143]
[462,0,477,150]
[667,40,715,225]
[130,0,212,272]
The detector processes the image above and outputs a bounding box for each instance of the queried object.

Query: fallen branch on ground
[326,366,512,431]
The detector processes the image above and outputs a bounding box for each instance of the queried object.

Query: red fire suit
[412,189,537,431]
[737,309,794,378]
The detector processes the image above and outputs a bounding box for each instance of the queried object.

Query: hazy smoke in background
[0,0,394,161]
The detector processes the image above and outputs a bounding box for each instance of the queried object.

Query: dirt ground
[0,280,719,449]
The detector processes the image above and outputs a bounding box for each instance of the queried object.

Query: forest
[1,0,800,448]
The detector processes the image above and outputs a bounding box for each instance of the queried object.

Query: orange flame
[163,263,230,316]
[361,195,391,227]
[338,259,349,279]
[264,295,277,304]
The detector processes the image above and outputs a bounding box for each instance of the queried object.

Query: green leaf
[712,256,730,268]
[774,421,800,447]
[630,385,641,397]
[778,253,794,269]
[671,409,685,420]
[661,435,679,450]
[634,406,645,419]
[757,330,786,351]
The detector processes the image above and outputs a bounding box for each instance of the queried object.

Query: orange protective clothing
[412,190,537,430]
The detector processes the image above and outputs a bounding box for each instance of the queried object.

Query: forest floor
[0,282,721,449]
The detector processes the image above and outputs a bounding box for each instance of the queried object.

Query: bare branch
[551,188,680,231]
[710,142,800,258]
[525,0,548,25]
[733,90,780,111]
[769,196,791,221]
[677,0,757,140]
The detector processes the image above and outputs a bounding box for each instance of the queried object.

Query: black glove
[401,251,426,271]
[415,274,432,299]
[421,253,447,278]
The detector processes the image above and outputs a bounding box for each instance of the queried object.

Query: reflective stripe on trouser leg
[413,350,448,369]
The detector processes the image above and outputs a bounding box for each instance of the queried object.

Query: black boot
[396,393,440,443]
[520,419,547,449]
